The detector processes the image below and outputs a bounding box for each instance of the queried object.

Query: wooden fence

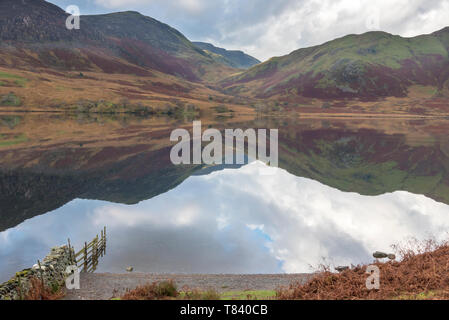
[70,227,107,273]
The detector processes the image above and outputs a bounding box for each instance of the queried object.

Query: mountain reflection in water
[1,114,449,282]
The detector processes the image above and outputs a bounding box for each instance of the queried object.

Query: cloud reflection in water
[2,161,449,281]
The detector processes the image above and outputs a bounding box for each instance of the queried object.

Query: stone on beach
[373,251,389,259]
[335,266,350,272]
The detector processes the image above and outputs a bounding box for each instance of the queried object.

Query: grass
[0,115,21,129]
[221,290,276,300]
[0,72,28,87]
[119,281,275,300]
[181,289,222,300]
[0,134,28,147]
[213,104,233,113]
[395,291,441,300]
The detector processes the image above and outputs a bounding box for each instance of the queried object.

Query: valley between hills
[4,1,449,302]
[1,0,449,118]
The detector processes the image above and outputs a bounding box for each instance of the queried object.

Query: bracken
[277,238,449,300]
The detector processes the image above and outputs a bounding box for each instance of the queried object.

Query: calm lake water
[1,113,449,282]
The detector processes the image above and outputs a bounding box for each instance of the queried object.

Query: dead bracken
[277,238,449,300]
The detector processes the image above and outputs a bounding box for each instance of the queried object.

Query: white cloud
[94,0,205,14]
[52,0,449,61]
[92,203,200,227]
[228,0,449,60]
[94,0,148,8]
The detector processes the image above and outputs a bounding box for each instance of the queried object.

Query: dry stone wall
[0,245,75,300]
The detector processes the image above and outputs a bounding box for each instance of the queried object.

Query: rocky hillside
[0,0,234,82]
[0,0,98,42]
[222,29,449,100]
[193,42,260,69]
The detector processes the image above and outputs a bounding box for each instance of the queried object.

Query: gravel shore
[64,273,313,300]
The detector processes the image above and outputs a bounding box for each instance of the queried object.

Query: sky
[48,0,449,61]
[3,161,449,280]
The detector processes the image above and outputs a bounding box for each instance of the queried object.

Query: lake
[1,113,449,282]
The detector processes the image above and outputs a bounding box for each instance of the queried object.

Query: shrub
[0,92,21,106]
[213,105,231,113]
[121,280,178,300]
[321,102,331,109]
[24,277,65,300]
[183,288,221,300]
[277,238,449,300]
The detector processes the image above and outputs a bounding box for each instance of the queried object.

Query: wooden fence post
[104,226,107,256]
[73,227,106,273]
[37,260,44,290]
[94,235,98,271]
[100,230,104,258]
[67,238,73,264]
[83,242,88,272]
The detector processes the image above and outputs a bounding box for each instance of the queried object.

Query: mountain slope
[193,42,260,69]
[0,0,100,42]
[0,0,234,82]
[222,29,449,100]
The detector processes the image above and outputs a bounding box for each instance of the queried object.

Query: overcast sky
[49,0,449,62]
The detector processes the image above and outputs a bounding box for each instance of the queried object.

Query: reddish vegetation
[23,278,65,300]
[120,280,221,300]
[138,81,193,97]
[277,239,449,300]
[255,59,439,100]
[121,280,178,300]
[84,49,151,76]
[222,51,449,102]
[112,38,200,81]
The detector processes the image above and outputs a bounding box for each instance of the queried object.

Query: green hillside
[223,29,449,100]
[193,42,260,69]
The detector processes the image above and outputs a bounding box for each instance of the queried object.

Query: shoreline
[63,273,313,300]
[1,109,449,120]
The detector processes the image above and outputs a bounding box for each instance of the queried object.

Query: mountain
[222,29,449,100]
[2,0,449,111]
[0,0,98,42]
[193,42,260,69]
[0,0,234,82]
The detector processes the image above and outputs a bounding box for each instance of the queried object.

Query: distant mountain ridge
[193,42,260,69]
